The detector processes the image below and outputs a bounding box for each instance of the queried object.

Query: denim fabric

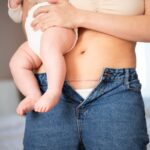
[23,68,149,150]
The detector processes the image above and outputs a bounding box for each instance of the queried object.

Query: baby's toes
[19,110,24,116]
[44,106,51,112]
[42,106,48,112]
[34,103,42,112]
[37,106,44,112]
[38,105,46,112]
[16,108,23,116]
[16,109,20,115]
[34,104,39,112]
[16,106,21,114]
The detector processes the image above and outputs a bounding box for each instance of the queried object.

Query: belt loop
[124,69,129,87]
[99,67,106,82]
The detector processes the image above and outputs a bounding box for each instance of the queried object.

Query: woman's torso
[22,0,145,89]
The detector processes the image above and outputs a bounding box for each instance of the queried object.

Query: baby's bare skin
[13,27,75,115]
[10,0,76,116]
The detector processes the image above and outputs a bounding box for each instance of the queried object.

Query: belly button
[80,50,86,54]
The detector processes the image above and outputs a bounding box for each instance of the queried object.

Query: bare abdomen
[64,28,136,89]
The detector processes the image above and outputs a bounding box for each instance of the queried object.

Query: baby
[8,0,78,116]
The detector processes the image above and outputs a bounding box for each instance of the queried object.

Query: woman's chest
[69,0,145,15]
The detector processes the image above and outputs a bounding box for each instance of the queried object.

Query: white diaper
[75,88,94,99]
[25,2,78,58]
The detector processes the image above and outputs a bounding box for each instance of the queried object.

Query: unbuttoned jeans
[23,68,149,150]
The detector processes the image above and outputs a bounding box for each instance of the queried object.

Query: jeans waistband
[34,68,139,103]
[102,68,138,81]
[34,68,138,86]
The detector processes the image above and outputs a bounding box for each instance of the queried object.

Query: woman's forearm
[31,0,150,42]
[77,10,150,42]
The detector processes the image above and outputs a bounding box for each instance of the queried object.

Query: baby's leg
[9,42,42,116]
[34,27,76,112]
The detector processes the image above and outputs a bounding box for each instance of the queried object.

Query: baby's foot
[16,96,39,116]
[34,91,61,112]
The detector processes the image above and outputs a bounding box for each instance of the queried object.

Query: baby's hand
[8,0,23,9]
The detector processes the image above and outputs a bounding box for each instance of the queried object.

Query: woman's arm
[78,0,150,42]
[31,0,150,42]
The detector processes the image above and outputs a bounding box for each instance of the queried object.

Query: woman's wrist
[75,9,93,28]
[75,9,87,28]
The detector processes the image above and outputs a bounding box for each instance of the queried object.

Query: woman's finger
[31,13,48,27]
[33,5,50,17]
[41,20,54,31]
[33,16,54,31]
[31,1,78,30]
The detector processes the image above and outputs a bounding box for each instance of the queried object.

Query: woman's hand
[31,0,80,31]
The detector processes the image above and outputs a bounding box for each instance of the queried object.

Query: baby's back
[22,0,48,24]
[26,0,48,9]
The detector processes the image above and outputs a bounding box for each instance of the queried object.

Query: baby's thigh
[12,42,42,69]
[42,27,76,53]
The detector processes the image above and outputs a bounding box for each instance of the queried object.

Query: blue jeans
[23,68,149,150]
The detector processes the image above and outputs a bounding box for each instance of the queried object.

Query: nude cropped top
[69,0,145,15]
[8,0,145,23]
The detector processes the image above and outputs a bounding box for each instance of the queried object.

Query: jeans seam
[76,108,83,143]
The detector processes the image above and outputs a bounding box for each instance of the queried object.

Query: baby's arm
[8,0,23,23]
